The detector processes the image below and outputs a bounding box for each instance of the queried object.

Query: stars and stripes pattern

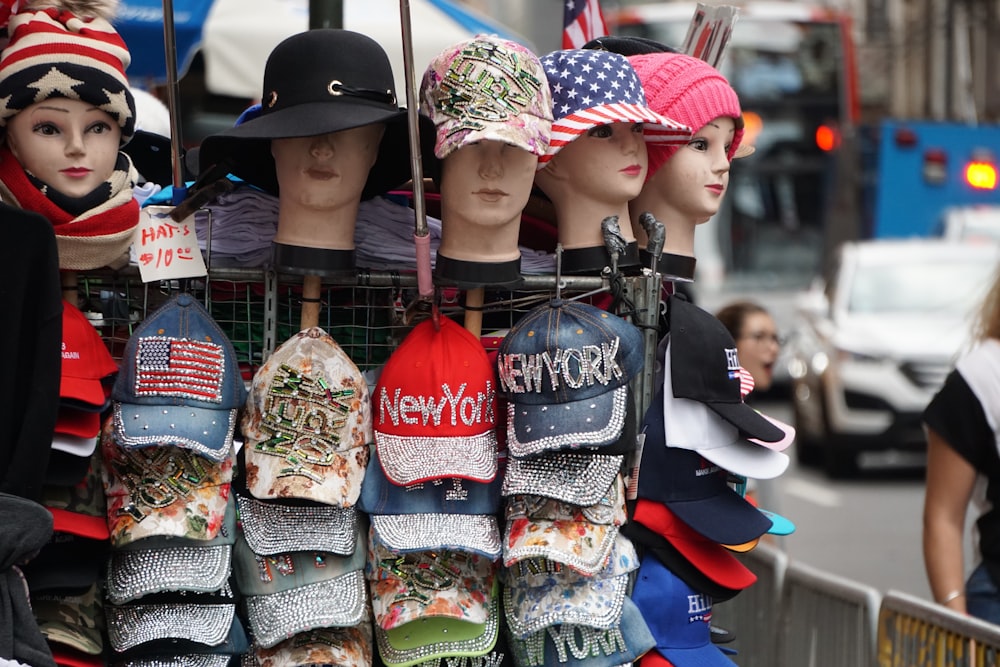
[737,366,755,399]
[134,337,226,403]
[538,49,692,165]
[562,0,608,49]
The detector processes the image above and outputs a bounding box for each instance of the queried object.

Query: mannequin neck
[274,200,360,251]
[628,197,698,258]
[438,209,522,263]
[550,199,636,250]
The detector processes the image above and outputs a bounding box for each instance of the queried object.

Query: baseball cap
[660,351,790,479]
[32,583,105,655]
[101,421,235,549]
[105,601,240,653]
[636,395,772,545]
[496,299,644,457]
[54,406,101,442]
[371,512,501,560]
[232,525,368,649]
[420,34,553,160]
[506,596,654,667]
[502,531,638,590]
[374,578,500,667]
[621,520,747,599]
[537,49,690,168]
[503,474,627,576]
[111,293,246,462]
[21,532,107,593]
[60,299,118,410]
[373,316,498,485]
[358,446,504,516]
[367,544,497,630]
[42,449,109,540]
[667,295,785,444]
[503,570,630,640]
[631,554,737,666]
[247,624,373,667]
[631,499,757,593]
[105,496,237,604]
[242,327,372,507]
[236,491,359,556]
[501,451,623,506]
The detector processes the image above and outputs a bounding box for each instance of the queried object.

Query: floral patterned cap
[250,624,374,667]
[420,34,553,160]
[242,327,372,508]
[100,420,234,549]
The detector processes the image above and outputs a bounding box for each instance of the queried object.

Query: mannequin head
[534,49,690,272]
[198,29,430,274]
[420,34,552,285]
[628,53,749,259]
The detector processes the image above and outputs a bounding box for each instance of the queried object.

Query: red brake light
[815,124,840,152]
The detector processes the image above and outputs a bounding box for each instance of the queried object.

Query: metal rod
[161,0,185,200]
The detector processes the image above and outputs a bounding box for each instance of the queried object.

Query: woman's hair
[715,300,770,340]
[974,265,1000,342]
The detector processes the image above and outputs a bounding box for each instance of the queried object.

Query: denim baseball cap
[667,295,784,444]
[111,293,246,462]
[501,450,623,506]
[631,554,737,666]
[506,597,654,667]
[496,299,644,458]
[358,446,504,516]
[242,327,372,507]
[636,391,772,545]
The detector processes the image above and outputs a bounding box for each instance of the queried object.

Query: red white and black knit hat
[629,53,749,180]
[0,1,135,143]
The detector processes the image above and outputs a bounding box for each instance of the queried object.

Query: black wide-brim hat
[197,28,434,200]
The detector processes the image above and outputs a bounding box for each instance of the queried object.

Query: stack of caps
[236,327,372,658]
[625,295,796,665]
[100,293,249,663]
[367,316,503,667]
[48,300,118,486]
[495,299,654,666]
[24,452,110,667]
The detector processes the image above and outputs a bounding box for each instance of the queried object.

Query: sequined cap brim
[120,656,234,667]
[113,403,238,462]
[375,589,500,667]
[106,544,232,604]
[506,385,629,457]
[106,603,236,651]
[375,430,498,486]
[502,532,639,589]
[503,518,619,577]
[371,513,501,560]
[245,570,369,649]
[502,453,622,506]
[237,494,358,556]
[505,474,626,526]
[502,572,629,639]
[249,623,374,667]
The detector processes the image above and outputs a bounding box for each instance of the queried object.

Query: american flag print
[563,0,608,49]
[133,337,225,403]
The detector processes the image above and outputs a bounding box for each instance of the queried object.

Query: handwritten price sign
[133,206,208,283]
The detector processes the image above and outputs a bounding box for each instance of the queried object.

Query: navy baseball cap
[111,293,247,462]
[496,299,644,458]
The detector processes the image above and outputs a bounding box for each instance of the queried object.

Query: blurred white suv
[786,238,1000,476]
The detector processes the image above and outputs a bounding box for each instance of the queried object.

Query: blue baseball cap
[111,293,247,462]
[507,596,655,667]
[631,554,737,666]
[496,299,644,458]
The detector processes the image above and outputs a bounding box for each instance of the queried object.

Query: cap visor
[666,489,773,544]
[502,452,622,506]
[696,441,790,480]
[55,407,101,439]
[708,401,786,444]
[506,385,630,457]
[51,433,98,457]
[376,429,497,485]
[747,411,796,451]
[113,403,237,462]
[49,507,110,541]
[503,518,618,576]
[372,513,501,559]
[502,571,629,639]
[106,603,235,651]
[107,544,232,604]
[237,494,358,556]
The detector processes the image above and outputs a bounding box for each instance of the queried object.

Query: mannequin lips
[474,188,508,202]
[61,167,92,178]
[706,184,724,195]
[620,164,642,177]
[306,167,338,180]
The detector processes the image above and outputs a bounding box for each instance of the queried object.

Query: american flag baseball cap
[111,293,247,462]
[537,49,690,168]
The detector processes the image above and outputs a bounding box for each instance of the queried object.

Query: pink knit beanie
[629,53,745,179]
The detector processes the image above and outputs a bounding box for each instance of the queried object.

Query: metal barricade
[712,542,789,666]
[877,590,1000,666]
[777,559,882,667]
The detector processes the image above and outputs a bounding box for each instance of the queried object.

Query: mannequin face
[735,310,781,392]
[271,123,385,212]
[542,122,647,203]
[646,116,735,224]
[440,141,537,229]
[6,97,121,198]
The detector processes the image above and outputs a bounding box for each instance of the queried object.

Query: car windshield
[848,259,996,314]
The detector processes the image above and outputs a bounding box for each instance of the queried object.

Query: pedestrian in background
[716,300,782,396]
[923,265,1000,621]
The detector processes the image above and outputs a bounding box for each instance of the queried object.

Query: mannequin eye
[587,124,614,139]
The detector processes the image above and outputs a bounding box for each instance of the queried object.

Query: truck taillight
[923,148,947,185]
[816,124,840,151]
[965,160,998,190]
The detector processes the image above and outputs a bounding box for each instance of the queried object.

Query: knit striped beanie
[0,6,135,143]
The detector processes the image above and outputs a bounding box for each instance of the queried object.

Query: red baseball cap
[60,300,117,409]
